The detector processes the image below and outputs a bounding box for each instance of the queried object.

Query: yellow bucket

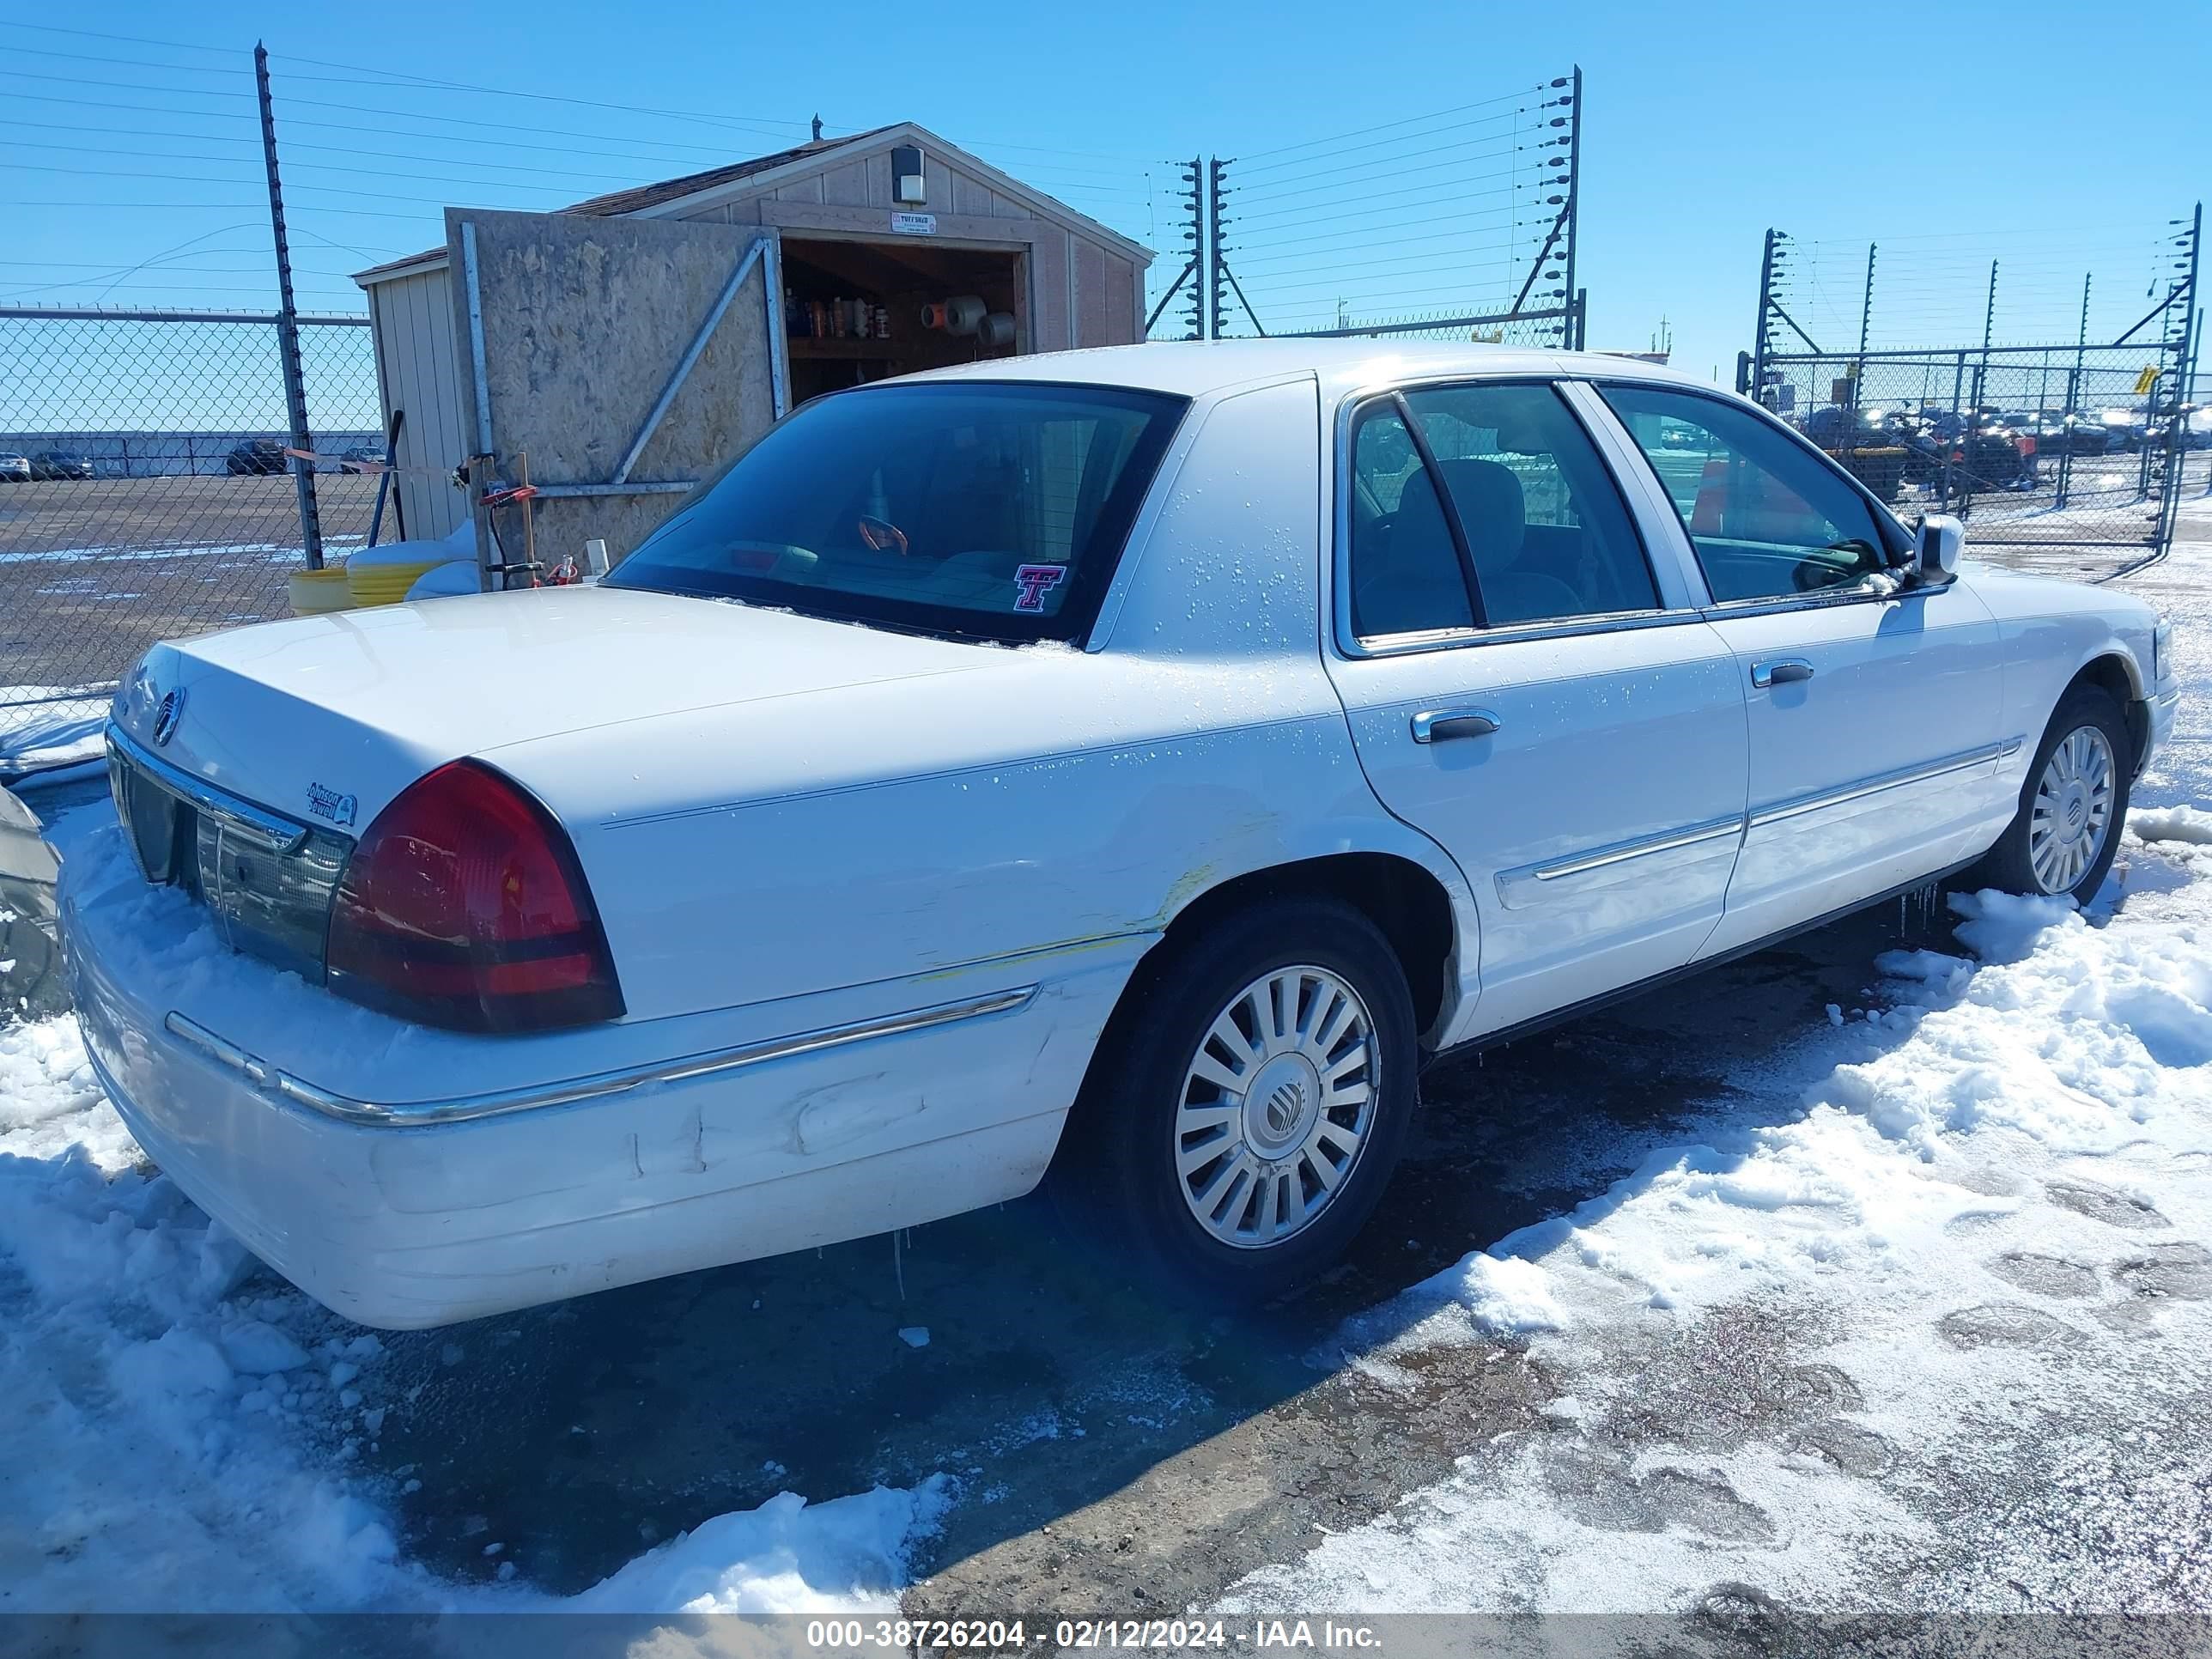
[289,566,353,616]
[347,559,441,607]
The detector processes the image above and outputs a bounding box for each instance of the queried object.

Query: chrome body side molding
[1747,744,2003,830]
[1495,814,1747,909]
[165,986,1039,1128]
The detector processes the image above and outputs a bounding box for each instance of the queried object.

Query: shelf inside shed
[780,235,1024,403]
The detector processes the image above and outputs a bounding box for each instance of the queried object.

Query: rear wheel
[1060,897,1418,1303]
[1975,685,2131,905]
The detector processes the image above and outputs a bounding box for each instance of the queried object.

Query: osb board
[445,206,777,565]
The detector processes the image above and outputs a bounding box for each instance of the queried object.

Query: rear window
[606,380,1188,643]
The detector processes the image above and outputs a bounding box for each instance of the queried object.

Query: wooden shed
[351,123,1154,571]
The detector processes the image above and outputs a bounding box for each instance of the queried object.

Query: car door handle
[1750,659,1814,689]
[1410,708,1501,743]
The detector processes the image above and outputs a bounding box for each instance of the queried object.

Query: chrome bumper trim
[164,985,1039,1128]
[108,723,318,855]
[1748,744,2002,830]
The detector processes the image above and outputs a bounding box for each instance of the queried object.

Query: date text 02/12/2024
[800,1619,1385,1650]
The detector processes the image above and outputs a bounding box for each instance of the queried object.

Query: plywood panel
[949,170,994,219]
[819,160,870,208]
[445,207,777,568]
[1073,241,1111,349]
[1026,225,1072,351]
[1103,254,1139,346]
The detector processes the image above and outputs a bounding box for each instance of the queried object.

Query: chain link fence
[0,307,383,769]
[1742,344,2200,581]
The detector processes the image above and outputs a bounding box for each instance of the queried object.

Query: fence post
[254,43,323,571]
[1750,229,1777,403]
[2057,272,2088,509]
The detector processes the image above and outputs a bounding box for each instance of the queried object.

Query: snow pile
[573,1482,951,1614]
[0,686,109,776]
[1231,829,2212,1613]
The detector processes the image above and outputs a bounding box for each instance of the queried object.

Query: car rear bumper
[64,830,1137,1329]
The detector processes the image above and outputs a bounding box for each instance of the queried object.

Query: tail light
[325,762,624,1034]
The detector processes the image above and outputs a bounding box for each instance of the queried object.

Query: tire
[1056,896,1419,1303]
[1973,684,2132,904]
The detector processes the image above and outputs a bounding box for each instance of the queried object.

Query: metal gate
[1738,211,2202,580]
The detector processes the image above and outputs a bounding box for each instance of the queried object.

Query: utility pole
[1750,228,1778,401]
[1206,157,1265,337]
[1182,156,1205,341]
[1561,66,1582,349]
[254,43,322,569]
[1208,159,1229,339]
[1853,242,1876,410]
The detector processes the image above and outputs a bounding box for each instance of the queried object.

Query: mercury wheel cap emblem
[1174,965,1379,1249]
[2028,724,2114,896]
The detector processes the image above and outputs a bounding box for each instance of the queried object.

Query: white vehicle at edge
[65,342,2180,1329]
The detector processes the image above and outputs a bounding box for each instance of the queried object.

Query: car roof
[898,338,1715,402]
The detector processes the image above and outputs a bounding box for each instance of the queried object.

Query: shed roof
[353,122,1151,285]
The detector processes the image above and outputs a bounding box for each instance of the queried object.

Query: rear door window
[1401,383,1658,623]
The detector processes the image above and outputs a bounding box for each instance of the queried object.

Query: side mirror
[1914,514,1962,582]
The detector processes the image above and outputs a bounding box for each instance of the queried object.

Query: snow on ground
[1227,548,2212,1616]
[0,811,947,1613]
[0,687,109,777]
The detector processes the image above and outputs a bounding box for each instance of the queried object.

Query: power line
[1238,82,1545,166]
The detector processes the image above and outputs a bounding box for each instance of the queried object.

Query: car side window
[1347,404,1474,638]
[1596,384,1892,604]
[1401,383,1658,623]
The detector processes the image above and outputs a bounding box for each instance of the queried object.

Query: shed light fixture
[892,145,927,206]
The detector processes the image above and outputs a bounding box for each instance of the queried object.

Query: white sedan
[66,343,2179,1328]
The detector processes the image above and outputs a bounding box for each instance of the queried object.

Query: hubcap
[2028,724,2115,896]
[1173,965,1377,1250]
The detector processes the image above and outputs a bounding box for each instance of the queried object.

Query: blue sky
[2,1,2205,385]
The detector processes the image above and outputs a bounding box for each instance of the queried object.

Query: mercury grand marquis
[65,342,2179,1328]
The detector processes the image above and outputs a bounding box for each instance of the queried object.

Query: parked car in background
[2055,414,2111,454]
[0,454,29,483]
[224,438,289,476]
[28,450,95,481]
[68,343,2178,1329]
[338,444,385,474]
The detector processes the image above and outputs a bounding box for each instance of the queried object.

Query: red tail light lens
[325,761,624,1033]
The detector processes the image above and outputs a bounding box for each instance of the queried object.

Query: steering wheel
[857,514,910,557]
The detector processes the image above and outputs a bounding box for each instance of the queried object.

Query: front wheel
[1975,686,2131,905]
[1060,897,1419,1303]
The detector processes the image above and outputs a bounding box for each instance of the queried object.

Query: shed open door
[445,205,787,580]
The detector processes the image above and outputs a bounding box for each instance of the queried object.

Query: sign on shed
[445,206,787,580]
